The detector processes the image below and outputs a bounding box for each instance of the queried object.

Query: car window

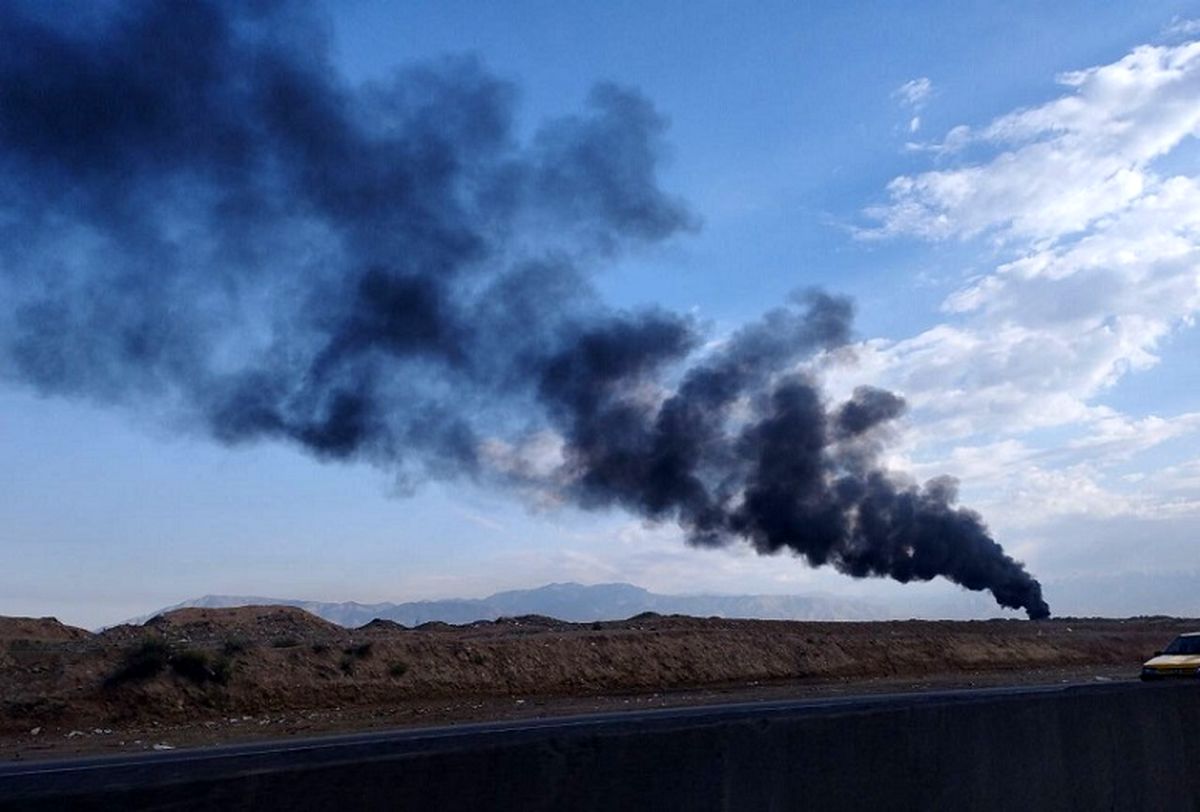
[1164,637,1200,655]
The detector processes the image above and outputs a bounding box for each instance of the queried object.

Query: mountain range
[126,582,887,628]
[123,573,1200,630]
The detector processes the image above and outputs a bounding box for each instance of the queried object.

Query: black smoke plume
[0,0,1049,618]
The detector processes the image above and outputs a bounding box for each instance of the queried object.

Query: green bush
[108,638,234,686]
[210,656,233,685]
[311,642,331,655]
[106,639,170,686]
[271,637,301,649]
[343,642,373,659]
[171,649,231,686]
[388,660,409,678]
[106,640,233,688]
[222,637,252,656]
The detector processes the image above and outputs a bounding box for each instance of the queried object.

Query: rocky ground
[2,607,1193,761]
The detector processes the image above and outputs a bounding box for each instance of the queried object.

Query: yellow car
[1141,633,1200,680]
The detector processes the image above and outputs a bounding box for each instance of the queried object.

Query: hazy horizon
[39,571,1200,630]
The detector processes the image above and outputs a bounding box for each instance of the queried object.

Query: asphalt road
[0,679,1146,805]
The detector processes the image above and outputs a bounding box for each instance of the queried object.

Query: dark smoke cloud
[0,0,1049,618]
[538,307,1048,618]
[834,386,907,438]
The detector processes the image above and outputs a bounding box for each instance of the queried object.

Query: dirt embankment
[0,617,91,643]
[1,607,1193,759]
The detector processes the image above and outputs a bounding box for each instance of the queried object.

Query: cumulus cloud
[855,38,1200,568]
[1164,17,1200,39]
[867,42,1200,241]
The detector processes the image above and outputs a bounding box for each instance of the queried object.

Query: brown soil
[1,608,1193,761]
[0,616,91,642]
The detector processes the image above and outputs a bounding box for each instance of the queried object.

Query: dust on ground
[2,607,1192,761]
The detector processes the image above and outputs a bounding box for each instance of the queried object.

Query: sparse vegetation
[170,649,232,686]
[105,638,171,686]
[170,649,211,682]
[271,636,301,649]
[336,642,374,676]
[222,637,252,656]
[106,640,231,687]
[212,657,233,685]
[388,660,409,678]
[311,642,331,654]
[343,642,372,659]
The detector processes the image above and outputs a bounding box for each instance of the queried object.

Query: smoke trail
[0,0,1049,618]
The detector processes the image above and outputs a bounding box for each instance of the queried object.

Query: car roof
[1177,632,1200,637]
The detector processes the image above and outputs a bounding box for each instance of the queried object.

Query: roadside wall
[4,682,1199,811]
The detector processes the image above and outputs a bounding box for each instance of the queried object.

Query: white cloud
[871,170,1200,439]
[894,77,933,110]
[851,38,1200,576]
[894,78,932,134]
[1146,458,1200,494]
[866,41,1200,242]
[1164,17,1200,39]
[478,430,568,507]
[1066,409,1200,457]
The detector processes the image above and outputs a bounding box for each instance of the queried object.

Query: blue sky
[3,1,1200,626]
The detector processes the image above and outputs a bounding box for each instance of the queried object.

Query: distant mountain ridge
[126,582,886,628]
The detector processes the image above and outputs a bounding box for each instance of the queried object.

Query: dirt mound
[0,617,91,642]
[133,606,340,644]
[414,621,454,632]
[493,615,571,631]
[357,619,408,633]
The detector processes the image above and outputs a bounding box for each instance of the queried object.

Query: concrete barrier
[2,682,1198,810]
